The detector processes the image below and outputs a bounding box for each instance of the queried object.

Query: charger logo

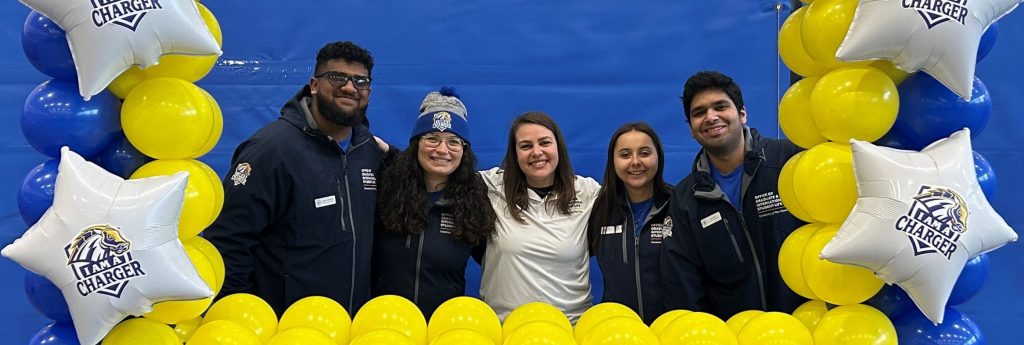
[894,185,969,259]
[902,0,969,29]
[432,112,452,132]
[64,225,146,298]
[91,0,165,31]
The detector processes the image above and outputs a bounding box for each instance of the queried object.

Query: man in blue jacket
[661,71,806,320]
[205,41,396,316]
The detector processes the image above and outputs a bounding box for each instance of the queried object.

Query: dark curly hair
[501,111,577,223]
[378,137,496,245]
[680,70,744,122]
[315,41,374,76]
[588,122,671,252]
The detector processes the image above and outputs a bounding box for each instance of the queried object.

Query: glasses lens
[446,138,464,151]
[318,73,371,90]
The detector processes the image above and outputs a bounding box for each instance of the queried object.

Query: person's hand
[374,136,390,152]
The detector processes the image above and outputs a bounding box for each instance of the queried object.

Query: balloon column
[778,0,1019,343]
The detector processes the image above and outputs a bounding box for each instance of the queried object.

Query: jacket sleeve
[203,140,290,298]
[660,194,708,311]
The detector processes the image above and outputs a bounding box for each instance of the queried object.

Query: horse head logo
[66,225,131,264]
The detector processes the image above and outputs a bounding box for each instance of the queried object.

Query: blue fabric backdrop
[1,0,1021,343]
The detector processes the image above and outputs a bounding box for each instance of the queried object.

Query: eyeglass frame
[314,71,373,90]
[420,133,466,151]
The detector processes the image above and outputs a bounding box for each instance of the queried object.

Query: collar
[692,126,765,200]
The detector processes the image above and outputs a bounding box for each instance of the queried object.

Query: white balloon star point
[820,129,1016,324]
[18,0,222,100]
[1,147,212,344]
[837,0,1022,99]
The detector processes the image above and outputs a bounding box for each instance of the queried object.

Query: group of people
[203,41,807,325]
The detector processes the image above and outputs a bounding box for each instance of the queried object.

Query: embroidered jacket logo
[91,0,164,31]
[903,0,969,29]
[231,163,252,186]
[894,185,969,259]
[64,225,146,298]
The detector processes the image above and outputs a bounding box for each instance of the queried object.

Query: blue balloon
[17,159,59,226]
[977,22,999,62]
[868,284,914,320]
[29,322,78,345]
[21,11,76,80]
[948,254,990,306]
[895,307,985,345]
[21,79,122,159]
[93,133,153,179]
[24,271,72,323]
[881,74,991,150]
[973,151,998,201]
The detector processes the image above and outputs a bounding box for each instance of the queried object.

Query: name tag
[701,212,722,229]
[314,195,337,208]
[600,225,623,235]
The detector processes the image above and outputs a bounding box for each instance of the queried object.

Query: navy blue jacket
[661,127,806,320]
[205,85,393,316]
[371,197,477,319]
[589,188,672,324]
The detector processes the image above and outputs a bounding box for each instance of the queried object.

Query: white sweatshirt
[478,167,601,324]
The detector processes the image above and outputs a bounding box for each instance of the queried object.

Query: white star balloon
[2,147,212,344]
[820,129,1016,324]
[836,0,1021,99]
[19,0,221,100]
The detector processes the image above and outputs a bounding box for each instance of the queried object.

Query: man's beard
[316,94,366,127]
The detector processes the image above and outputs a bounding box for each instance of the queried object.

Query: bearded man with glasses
[205,41,398,316]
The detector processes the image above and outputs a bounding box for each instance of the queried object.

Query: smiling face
[309,59,371,127]
[417,132,464,183]
[687,88,746,156]
[514,123,559,188]
[613,130,658,196]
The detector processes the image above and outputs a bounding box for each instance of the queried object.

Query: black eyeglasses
[421,134,465,151]
[314,72,372,90]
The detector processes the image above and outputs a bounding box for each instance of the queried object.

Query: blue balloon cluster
[876,74,991,151]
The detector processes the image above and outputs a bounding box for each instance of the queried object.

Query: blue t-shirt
[630,198,654,236]
[336,132,352,153]
[711,162,744,209]
[428,190,443,204]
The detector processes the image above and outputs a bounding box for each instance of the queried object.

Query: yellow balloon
[736,312,813,345]
[869,60,911,85]
[351,295,427,345]
[202,293,279,344]
[503,321,576,345]
[574,302,642,344]
[108,2,223,98]
[186,235,225,293]
[430,329,495,345]
[659,312,737,345]
[122,78,222,159]
[779,77,827,149]
[428,297,501,345]
[502,302,572,338]
[802,226,884,305]
[813,304,896,345]
[779,7,829,77]
[791,300,828,332]
[269,327,335,345]
[582,316,660,345]
[778,223,823,300]
[350,329,416,345]
[175,316,204,343]
[102,318,180,345]
[187,320,261,345]
[131,159,224,239]
[778,152,815,223]
[195,88,224,162]
[144,243,217,324]
[725,310,764,335]
[801,0,869,69]
[278,296,351,345]
[649,310,690,338]
[791,143,857,224]
[811,66,899,143]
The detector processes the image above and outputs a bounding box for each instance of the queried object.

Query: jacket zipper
[634,234,644,321]
[341,153,358,309]
[722,219,745,264]
[739,216,767,310]
[414,232,425,304]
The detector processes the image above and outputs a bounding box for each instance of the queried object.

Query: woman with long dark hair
[588,122,673,324]
[478,111,601,323]
[373,88,496,319]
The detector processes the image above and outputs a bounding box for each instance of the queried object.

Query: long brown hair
[501,111,577,223]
